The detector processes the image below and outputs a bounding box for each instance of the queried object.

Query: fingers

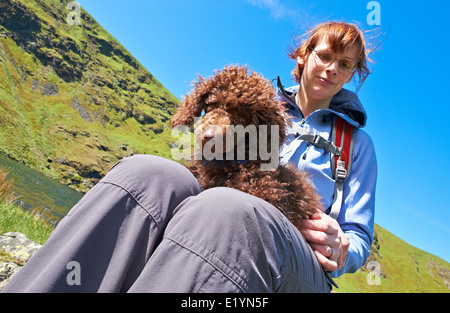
[313,250,338,272]
[309,212,322,220]
[299,214,339,235]
[300,228,341,247]
[308,234,349,270]
[301,226,349,271]
[309,243,335,259]
[299,212,350,272]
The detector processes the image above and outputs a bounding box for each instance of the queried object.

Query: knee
[103,154,198,187]
[101,155,202,212]
[173,187,264,232]
[199,187,256,217]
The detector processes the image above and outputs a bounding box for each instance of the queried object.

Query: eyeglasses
[311,49,357,73]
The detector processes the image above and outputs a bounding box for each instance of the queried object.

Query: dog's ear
[170,77,207,127]
[170,93,205,127]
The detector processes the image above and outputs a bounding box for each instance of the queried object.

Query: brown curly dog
[171,65,323,226]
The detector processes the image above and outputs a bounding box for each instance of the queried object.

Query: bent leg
[128,187,330,293]
[2,155,202,293]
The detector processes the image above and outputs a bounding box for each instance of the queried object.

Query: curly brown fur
[171,65,323,227]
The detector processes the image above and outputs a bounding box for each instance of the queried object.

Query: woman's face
[298,37,358,104]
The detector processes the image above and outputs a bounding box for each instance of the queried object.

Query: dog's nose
[203,128,216,139]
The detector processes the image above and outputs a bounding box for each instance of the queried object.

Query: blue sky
[76,0,450,263]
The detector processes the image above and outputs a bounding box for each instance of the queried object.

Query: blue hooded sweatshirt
[277,82,377,278]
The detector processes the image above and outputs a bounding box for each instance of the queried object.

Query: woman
[278,21,377,278]
[2,21,376,293]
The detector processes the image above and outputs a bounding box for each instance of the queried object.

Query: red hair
[288,21,374,88]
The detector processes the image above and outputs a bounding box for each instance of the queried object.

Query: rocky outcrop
[0,0,40,32]
[0,232,42,291]
[0,262,20,291]
[41,82,59,96]
[71,97,93,122]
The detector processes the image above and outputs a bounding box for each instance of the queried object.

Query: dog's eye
[206,103,219,111]
[240,117,247,123]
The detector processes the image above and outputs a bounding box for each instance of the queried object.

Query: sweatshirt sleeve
[330,129,377,278]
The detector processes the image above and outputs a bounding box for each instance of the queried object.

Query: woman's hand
[298,212,350,272]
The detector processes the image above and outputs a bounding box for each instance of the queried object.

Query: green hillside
[334,224,450,293]
[0,0,179,193]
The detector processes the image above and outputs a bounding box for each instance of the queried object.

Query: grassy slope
[0,202,53,245]
[334,224,450,293]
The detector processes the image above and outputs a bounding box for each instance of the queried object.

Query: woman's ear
[296,56,305,66]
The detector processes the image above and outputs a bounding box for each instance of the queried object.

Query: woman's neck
[296,82,332,118]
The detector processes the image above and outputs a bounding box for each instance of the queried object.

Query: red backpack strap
[329,116,355,219]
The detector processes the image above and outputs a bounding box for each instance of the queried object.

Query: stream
[0,153,84,225]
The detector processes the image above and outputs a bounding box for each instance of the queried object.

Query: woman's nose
[325,60,339,75]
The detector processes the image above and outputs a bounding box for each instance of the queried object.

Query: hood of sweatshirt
[276,77,367,128]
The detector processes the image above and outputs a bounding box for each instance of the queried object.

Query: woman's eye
[318,52,334,62]
[341,60,354,71]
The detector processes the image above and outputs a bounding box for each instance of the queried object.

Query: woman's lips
[318,77,335,86]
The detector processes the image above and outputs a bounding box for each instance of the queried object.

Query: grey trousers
[2,155,330,293]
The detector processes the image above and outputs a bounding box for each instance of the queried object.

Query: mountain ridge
[0,0,179,192]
